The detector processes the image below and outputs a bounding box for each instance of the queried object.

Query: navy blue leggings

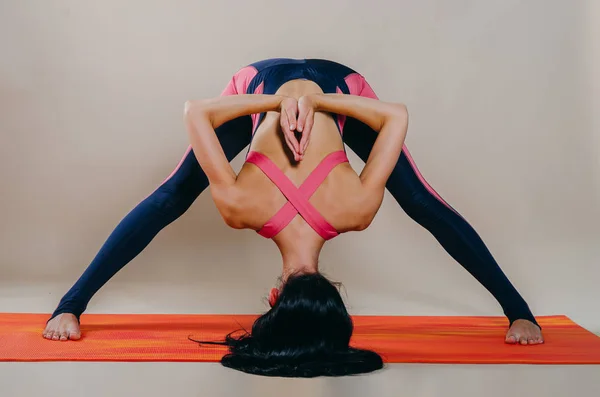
[50,113,537,327]
[50,57,537,327]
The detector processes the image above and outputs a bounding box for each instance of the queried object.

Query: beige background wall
[1,1,599,396]
[1,0,598,334]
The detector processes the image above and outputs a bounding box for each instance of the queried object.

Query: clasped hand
[279,95,317,162]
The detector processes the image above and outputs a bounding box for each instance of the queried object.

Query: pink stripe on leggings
[159,66,259,189]
[401,145,461,216]
[159,145,192,186]
[140,145,193,202]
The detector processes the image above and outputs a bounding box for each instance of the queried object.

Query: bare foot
[505,319,544,345]
[42,313,81,341]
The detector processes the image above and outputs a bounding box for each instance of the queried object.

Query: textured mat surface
[1,313,599,363]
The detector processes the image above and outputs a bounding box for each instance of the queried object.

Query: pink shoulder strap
[245,151,349,240]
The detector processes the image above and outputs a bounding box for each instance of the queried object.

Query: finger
[306,109,314,131]
[280,109,290,132]
[283,133,294,154]
[297,102,308,133]
[280,112,299,154]
[301,132,310,155]
[299,110,314,153]
[286,107,297,131]
[286,107,298,132]
[283,110,300,153]
[283,133,300,160]
[304,136,310,153]
[299,124,308,152]
[297,110,304,133]
[305,113,314,151]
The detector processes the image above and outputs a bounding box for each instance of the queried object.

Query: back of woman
[181,67,409,377]
[234,79,367,248]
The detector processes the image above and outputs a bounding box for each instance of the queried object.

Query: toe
[59,332,68,341]
[66,323,81,339]
[46,331,55,340]
[505,335,517,344]
[528,338,535,344]
[519,337,528,345]
[52,332,60,341]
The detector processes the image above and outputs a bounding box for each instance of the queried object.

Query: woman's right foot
[505,319,544,345]
[43,313,81,341]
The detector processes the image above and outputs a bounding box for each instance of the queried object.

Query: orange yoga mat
[1,313,599,364]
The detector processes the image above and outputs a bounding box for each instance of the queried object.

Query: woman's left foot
[505,319,544,345]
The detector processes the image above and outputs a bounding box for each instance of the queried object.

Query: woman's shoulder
[213,179,281,232]
[209,185,249,230]
[312,167,377,233]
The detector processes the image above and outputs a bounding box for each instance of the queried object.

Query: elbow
[355,202,376,231]
[214,188,246,230]
[183,100,197,118]
[356,212,375,231]
[183,100,211,123]
[218,205,243,229]
[221,212,245,230]
[389,103,408,124]
[355,220,370,232]
[378,103,408,132]
[354,192,383,231]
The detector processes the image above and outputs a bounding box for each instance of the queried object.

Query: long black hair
[190,272,383,378]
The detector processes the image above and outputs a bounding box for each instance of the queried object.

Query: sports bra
[245,150,349,240]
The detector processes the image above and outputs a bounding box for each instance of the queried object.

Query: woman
[184,87,407,376]
[43,59,542,351]
[184,87,407,270]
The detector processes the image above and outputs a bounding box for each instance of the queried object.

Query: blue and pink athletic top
[246,150,348,240]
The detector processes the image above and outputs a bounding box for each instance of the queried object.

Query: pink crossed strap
[245,150,349,240]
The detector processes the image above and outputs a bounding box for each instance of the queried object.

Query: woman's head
[211,272,383,377]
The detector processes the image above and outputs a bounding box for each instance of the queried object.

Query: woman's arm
[183,95,294,227]
[297,93,408,229]
[183,95,289,188]
[306,94,409,190]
